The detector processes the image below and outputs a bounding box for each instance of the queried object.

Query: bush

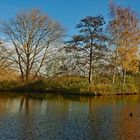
[89,83,113,95]
[113,83,138,94]
[0,75,138,95]
[45,76,89,93]
[25,80,47,91]
[0,80,19,91]
[112,75,138,94]
[93,76,112,84]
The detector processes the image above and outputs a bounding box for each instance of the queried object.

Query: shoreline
[0,89,138,97]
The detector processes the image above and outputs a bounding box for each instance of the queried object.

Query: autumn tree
[1,9,64,84]
[68,16,107,83]
[108,3,140,84]
[0,41,18,81]
[0,41,11,69]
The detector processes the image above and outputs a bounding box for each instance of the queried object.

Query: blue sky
[0,0,140,37]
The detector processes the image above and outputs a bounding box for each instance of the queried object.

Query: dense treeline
[0,3,140,95]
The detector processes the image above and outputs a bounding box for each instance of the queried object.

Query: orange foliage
[118,46,139,72]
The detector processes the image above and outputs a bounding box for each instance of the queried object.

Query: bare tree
[1,9,64,84]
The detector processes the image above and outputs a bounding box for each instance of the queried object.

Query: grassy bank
[0,75,139,96]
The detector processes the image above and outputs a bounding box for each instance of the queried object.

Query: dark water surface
[0,93,140,140]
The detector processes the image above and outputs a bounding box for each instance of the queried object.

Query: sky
[0,0,140,38]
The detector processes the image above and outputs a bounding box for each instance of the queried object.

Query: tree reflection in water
[0,94,139,139]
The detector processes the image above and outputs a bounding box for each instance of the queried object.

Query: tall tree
[1,9,64,84]
[68,15,107,83]
[109,3,140,84]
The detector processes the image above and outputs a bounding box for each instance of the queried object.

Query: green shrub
[25,80,47,91]
[88,83,113,95]
[45,76,89,93]
[0,75,138,95]
[113,83,138,94]
[93,76,112,84]
[0,80,19,90]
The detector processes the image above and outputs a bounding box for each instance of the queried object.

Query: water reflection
[0,94,139,139]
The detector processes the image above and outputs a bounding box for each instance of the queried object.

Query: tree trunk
[25,52,30,84]
[123,69,126,84]
[25,72,29,85]
[89,43,93,83]
[112,71,115,85]
[89,67,93,83]
[112,48,118,85]
[89,51,93,83]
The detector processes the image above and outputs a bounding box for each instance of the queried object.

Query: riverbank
[0,75,139,97]
[0,91,138,102]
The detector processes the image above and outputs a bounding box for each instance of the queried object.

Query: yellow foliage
[118,46,139,72]
[0,68,18,81]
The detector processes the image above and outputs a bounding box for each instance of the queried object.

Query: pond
[0,93,140,140]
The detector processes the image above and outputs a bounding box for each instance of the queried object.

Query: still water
[0,93,140,140]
